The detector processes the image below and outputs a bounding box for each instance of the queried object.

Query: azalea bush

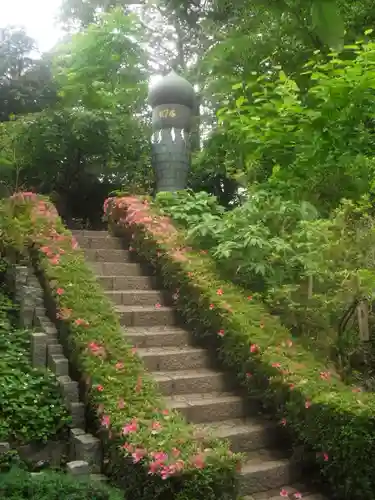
[0,281,69,444]
[106,194,375,500]
[0,192,238,500]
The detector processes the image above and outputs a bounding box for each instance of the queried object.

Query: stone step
[98,276,157,291]
[153,369,230,396]
[242,483,321,500]
[193,418,280,453]
[71,230,109,237]
[75,234,123,250]
[137,346,210,371]
[106,290,168,307]
[116,305,177,327]
[91,262,144,276]
[239,451,300,496]
[165,392,246,423]
[84,248,130,262]
[124,326,191,348]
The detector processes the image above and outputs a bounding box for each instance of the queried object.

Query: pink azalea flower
[191,454,205,469]
[151,421,162,432]
[101,415,110,428]
[75,318,89,327]
[122,419,138,435]
[151,451,168,462]
[132,448,145,463]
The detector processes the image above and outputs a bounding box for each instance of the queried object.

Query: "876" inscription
[158,108,177,118]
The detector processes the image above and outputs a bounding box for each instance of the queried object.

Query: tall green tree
[0,27,58,121]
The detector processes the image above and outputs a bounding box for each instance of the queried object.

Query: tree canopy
[1,0,375,217]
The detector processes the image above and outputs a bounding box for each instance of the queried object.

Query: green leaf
[311,0,344,50]
[235,96,246,107]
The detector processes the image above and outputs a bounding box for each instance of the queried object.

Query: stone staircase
[73,230,327,500]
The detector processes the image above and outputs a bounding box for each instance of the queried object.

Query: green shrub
[154,190,375,378]
[154,190,224,230]
[0,467,123,499]
[107,194,375,500]
[0,192,238,500]
[0,284,69,444]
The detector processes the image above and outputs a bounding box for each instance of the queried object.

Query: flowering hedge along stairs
[73,229,327,500]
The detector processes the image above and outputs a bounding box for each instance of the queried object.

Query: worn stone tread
[106,289,166,306]
[242,483,323,499]
[166,391,239,403]
[239,451,297,495]
[154,367,223,379]
[194,417,271,436]
[242,456,289,473]
[84,248,129,261]
[137,346,210,371]
[153,368,229,395]
[72,230,109,237]
[137,345,206,355]
[90,261,143,276]
[123,326,191,348]
[165,391,246,423]
[116,305,174,313]
[97,275,157,291]
[116,304,177,327]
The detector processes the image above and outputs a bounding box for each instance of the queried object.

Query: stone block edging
[3,263,106,481]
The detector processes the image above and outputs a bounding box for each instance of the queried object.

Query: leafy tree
[0,27,58,121]
[218,36,375,212]
[53,9,148,111]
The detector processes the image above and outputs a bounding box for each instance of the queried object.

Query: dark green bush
[0,283,69,444]
[0,467,124,500]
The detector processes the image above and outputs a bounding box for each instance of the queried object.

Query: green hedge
[107,195,375,500]
[0,193,238,500]
[0,467,123,499]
